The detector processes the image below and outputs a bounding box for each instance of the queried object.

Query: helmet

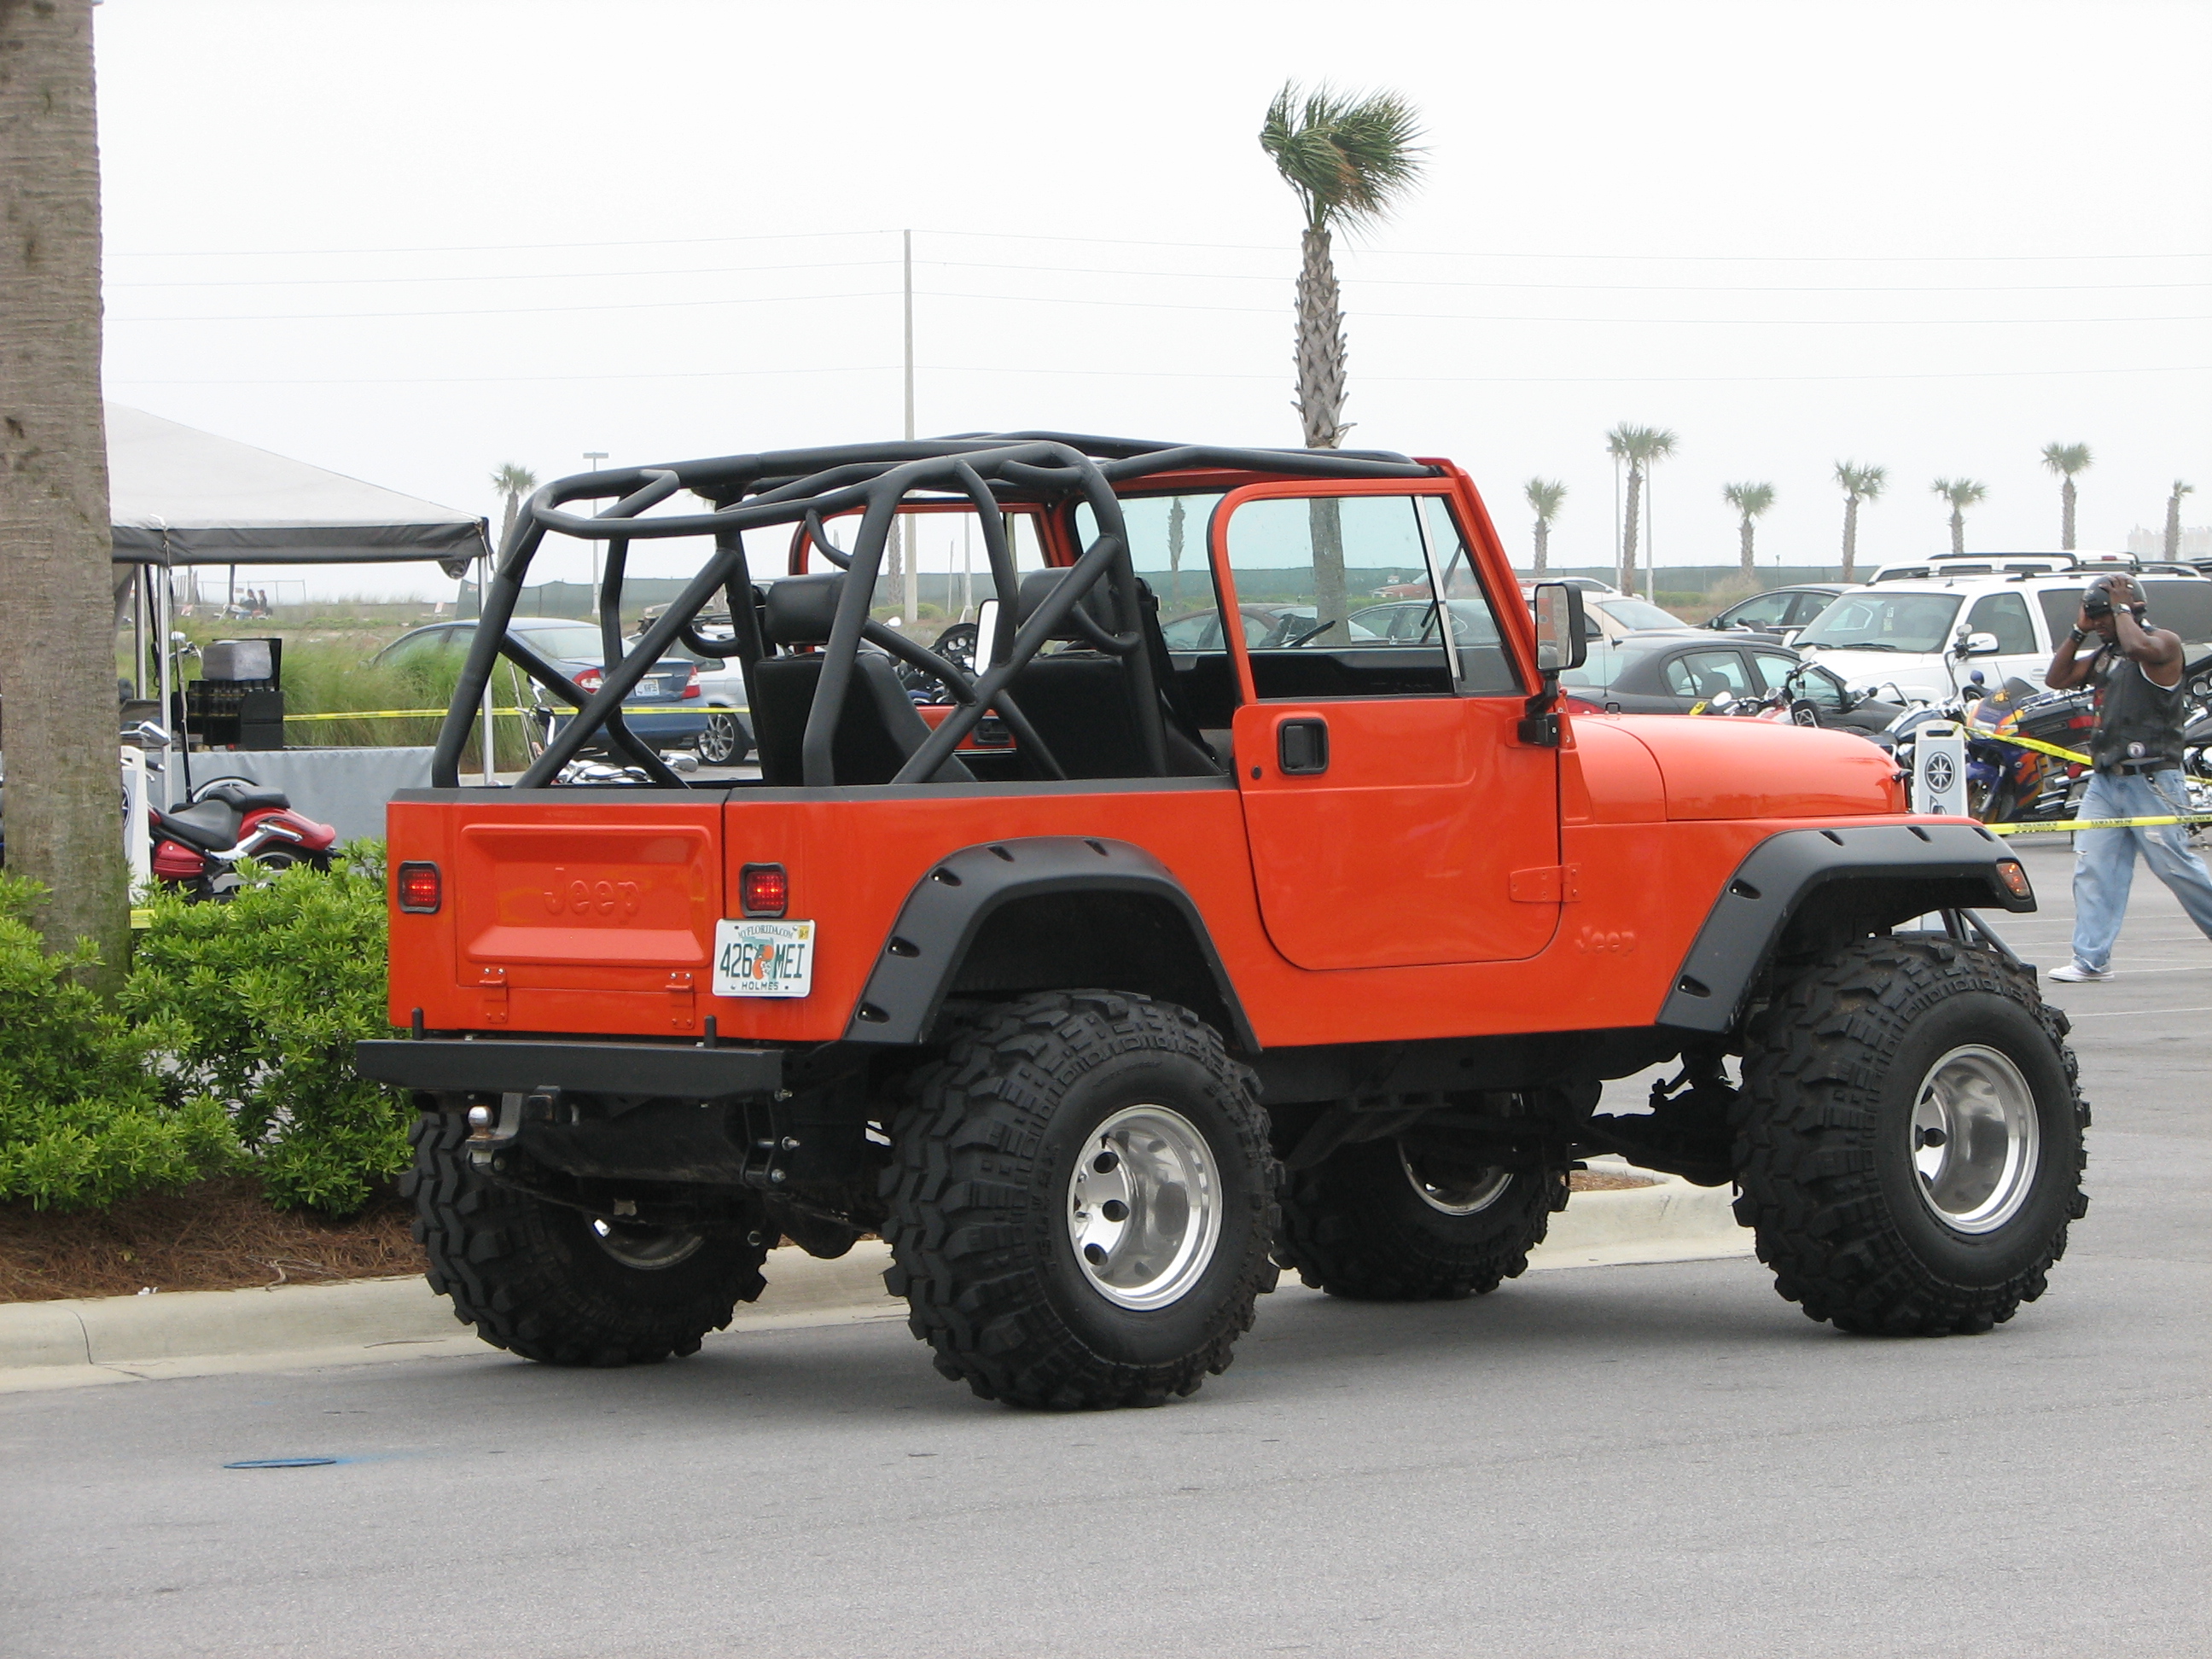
[2081,573,2142,619]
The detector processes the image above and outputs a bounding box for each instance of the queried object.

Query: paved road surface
[3,838,2205,1658]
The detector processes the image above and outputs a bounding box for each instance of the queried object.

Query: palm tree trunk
[1950,507,1965,556]
[0,0,127,990]
[1294,226,1348,451]
[1739,515,1755,574]
[1533,518,1549,574]
[1167,496,1185,608]
[1841,494,1859,582]
[2061,477,2076,550]
[1619,466,1643,593]
[1293,224,1348,641]
[2164,491,2183,562]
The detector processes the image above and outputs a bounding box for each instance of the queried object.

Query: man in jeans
[2043,573,2212,981]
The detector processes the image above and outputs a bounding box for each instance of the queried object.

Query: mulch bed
[0,1178,424,1304]
[0,1167,1661,1306]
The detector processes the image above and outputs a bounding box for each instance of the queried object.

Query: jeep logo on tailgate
[544,876,643,917]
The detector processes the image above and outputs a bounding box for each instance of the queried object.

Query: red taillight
[682,666,701,700]
[396,861,441,914]
[740,863,787,917]
[574,667,604,693]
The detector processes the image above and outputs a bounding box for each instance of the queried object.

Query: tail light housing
[574,667,604,694]
[681,666,701,699]
[740,863,788,917]
[396,861,442,913]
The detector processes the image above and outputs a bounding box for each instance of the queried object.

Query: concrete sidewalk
[0,1167,1747,1393]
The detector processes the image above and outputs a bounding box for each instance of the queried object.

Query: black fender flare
[842,835,1255,1051]
[1658,822,2035,1035]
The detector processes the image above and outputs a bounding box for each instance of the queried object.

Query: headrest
[763,573,845,645]
[1016,568,1147,642]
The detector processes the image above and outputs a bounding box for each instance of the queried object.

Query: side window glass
[1077,492,1224,645]
[1789,591,1833,627]
[1966,591,2035,655]
[1674,649,1755,701]
[1416,495,1521,695]
[1727,591,1791,628]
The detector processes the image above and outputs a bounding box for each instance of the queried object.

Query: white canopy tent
[107,403,489,571]
[99,405,495,800]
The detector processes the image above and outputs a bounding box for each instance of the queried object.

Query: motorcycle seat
[197,780,291,812]
[155,800,244,851]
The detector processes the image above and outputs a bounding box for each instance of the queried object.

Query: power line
[106,224,2212,265]
[103,360,2212,388]
[105,253,2212,296]
[106,258,900,290]
[107,283,2212,326]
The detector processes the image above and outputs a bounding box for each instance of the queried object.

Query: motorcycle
[148,776,338,900]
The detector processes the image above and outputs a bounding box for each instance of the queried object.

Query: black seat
[196,778,290,812]
[1003,570,1220,780]
[751,574,974,787]
[154,800,243,851]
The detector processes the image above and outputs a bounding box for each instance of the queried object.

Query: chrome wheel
[696,713,745,765]
[1066,1104,1222,1311]
[589,1216,707,1271]
[1399,1146,1514,1216]
[1910,1045,2041,1235]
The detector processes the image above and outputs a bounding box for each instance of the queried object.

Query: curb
[0,1169,1748,1393]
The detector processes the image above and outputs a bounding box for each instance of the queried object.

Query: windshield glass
[1592,597,1683,631]
[1795,591,1962,654]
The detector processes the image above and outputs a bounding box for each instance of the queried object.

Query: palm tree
[1262,82,1423,640]
[2040,442,2093,550]
[1932,478,1988,555]
[490,463,538,553]
[1833,461,1887,581]
[1604,424,1676,594]
[0,0,127,987]
[2163,479,2193,562]
[1167,495,1187,607]
[1723,482,1777,574]
[1524,479,1567,574]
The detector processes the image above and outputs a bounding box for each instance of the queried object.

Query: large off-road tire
[1276,1139,1565,1301]
[881,991,1279,1410]
[402,1110,768,1366]
[1734,933,2088,1336]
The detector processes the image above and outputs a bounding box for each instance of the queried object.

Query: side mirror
[1963,631,2000,657]
[1532,583,1588,672]
[973,597,1004,674]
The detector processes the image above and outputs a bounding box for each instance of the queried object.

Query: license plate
[713,918,814,998]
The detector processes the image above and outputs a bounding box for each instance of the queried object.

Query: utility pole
[895,229,916,626]
[582,451,608,614]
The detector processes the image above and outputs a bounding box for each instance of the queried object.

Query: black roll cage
[432,434,1438,790]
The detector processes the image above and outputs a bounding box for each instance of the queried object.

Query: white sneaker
[2049,962,2113,982]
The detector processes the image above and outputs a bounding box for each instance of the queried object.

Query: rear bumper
[355,1038,784,1098]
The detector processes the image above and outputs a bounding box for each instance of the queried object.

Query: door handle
[1277,717,1330,775]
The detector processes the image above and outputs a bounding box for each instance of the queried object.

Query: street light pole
[583,451,608,614]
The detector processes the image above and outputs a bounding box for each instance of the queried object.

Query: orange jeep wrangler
[358,435,2087,1410]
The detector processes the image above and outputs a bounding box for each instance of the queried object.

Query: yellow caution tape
[282,707,687,722]
[1988,812,2212,835]
[1964,723,2093,767]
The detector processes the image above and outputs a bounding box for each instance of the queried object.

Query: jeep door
[1208,481,1562,969]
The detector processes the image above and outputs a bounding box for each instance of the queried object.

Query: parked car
[1703,584,1843,642]
[375,616,709,749]
[1580,592,1693,643]
[1793,568,2212,701]
[1560,632,1905,736]
[1161,604,1382,650]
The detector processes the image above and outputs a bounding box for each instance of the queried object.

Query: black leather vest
[2091,651,2186,772]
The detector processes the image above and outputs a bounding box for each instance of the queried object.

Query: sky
[90,0,2212,599]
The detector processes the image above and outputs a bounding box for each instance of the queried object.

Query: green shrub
[123,846,405,1215]
[0,876,236,1211]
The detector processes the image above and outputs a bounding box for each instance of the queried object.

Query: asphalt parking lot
[2,835,2204,1659]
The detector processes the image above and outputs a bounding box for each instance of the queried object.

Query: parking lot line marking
[2064,1004,2212,1018]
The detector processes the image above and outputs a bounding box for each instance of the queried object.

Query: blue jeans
[2069,768,2212,971]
